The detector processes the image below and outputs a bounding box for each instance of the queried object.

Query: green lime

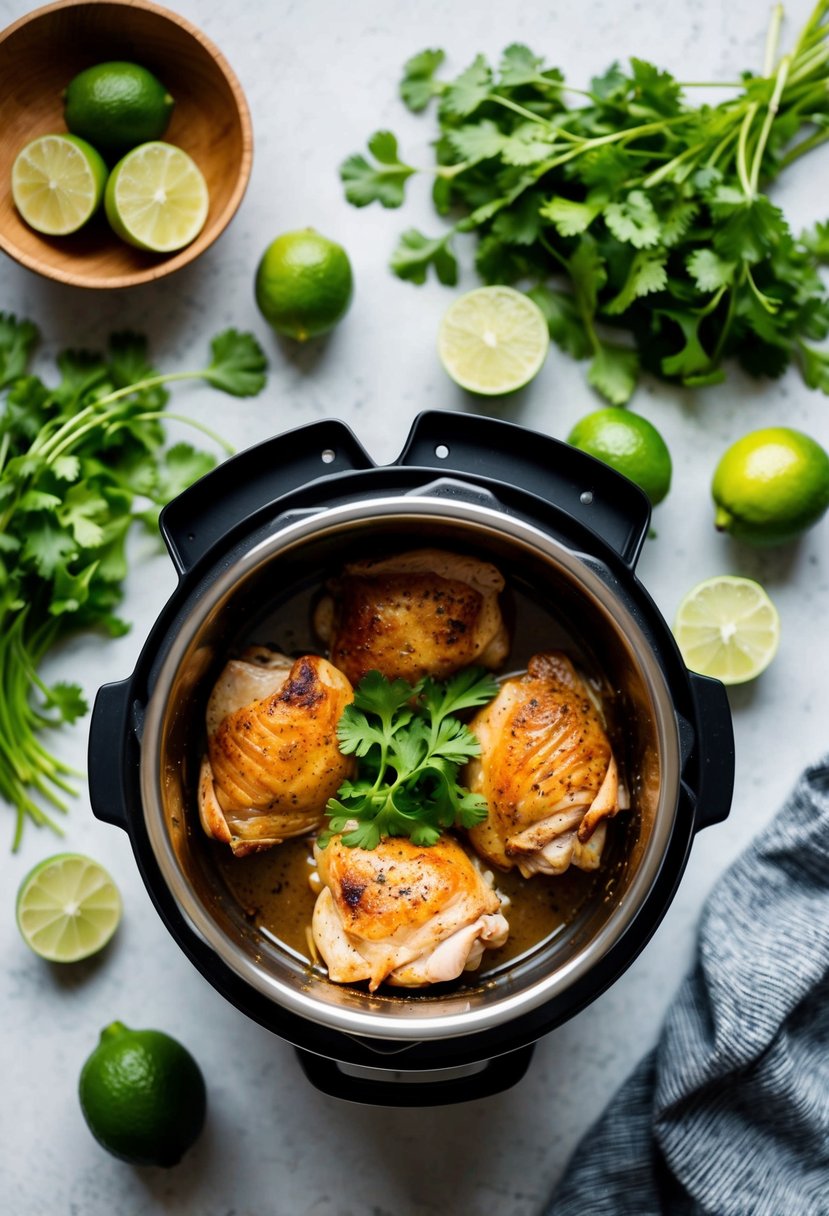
[16,853,121,962]
[711,426,829,547]
[437,286,550,395]
[11,134,107,236]
[64,61,174,159]
[255,228,354,340]
[79,1021,207,1167]
[673,575,780,684]
[105,141,209,252]
[566,407,673,505]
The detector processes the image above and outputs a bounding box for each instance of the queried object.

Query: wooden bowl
[0,0,252,289]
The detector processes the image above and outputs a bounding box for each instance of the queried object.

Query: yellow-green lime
[16,853,121,962]
[255,228,354,340]
[437,285,550,395]
[711,426,829,547]
[11,134,107,236]
[567,407,672,505]
[64,61,174,159]
[105,141,208,252]
[79,1021,206,1167]
[673,575,780,684]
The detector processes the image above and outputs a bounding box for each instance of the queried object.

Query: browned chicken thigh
[465,652,627,877]
[314,548,509,685]
[198,647,355,857]
[312,833,509,990]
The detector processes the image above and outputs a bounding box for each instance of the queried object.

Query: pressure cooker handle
[87,678,134,832]
[397,411,652,569]
[159,419,375,575]
[294,1043,534,1106]
[687,672,735,831]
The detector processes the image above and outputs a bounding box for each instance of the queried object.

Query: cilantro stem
[778,124,829,168]
[113,412,235,456]
[489,93,552,127]
[749,54,791,194]
[763,4,785,76]
[736,102,759,196]
[711,286,737,363]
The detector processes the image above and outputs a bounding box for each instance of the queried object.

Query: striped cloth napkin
[546,754,829,1216]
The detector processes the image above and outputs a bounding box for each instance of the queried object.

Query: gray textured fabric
[546,754,829,1216]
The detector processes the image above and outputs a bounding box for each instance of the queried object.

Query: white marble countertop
[1,1,828,1212]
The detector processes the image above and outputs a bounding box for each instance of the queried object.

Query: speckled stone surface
[1,1,827,1213]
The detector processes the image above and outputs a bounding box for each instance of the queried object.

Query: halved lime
[105,141,208,253]
[16,853,122,963]
[673,575,780,685]
[11,134,107,236]
[438,285,550,395]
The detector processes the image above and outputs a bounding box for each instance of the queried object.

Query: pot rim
[140,494,681,1041]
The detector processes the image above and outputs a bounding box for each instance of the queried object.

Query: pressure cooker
[88,410,734,1105]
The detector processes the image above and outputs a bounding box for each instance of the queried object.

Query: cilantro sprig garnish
[341,4,829,402]
[319,667,498,851]
[0,315,267,849]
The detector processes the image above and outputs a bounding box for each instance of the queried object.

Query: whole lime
[78,1021,206,1167]
[566,407,673,505]
[254,228,354,341]
[64,61,174,159]
[711,426,829,546]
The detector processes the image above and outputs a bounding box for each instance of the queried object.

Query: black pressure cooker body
[88,411,734,1105]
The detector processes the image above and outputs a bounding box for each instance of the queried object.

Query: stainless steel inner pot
[139,494,679,1043]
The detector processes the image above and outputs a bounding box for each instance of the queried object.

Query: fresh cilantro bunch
[0,314,267,849]
[319,666,499,851]
[341,4,829,403]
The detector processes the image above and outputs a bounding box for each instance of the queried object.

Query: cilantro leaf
[0,313,38,390]
[439,55,492,118]
[448,120,506,162]
[400,49,445,112]
[801,220,829,263]
[43,681,88,724]
[491,193,544,246]
[686,248,737,291]
[22,520,78,579]
[498,43,546,88]
[500,124,557,167]
[605,251,668,315]
[629,58,683,117]
[656,308,717,381]
[587,343,639,405]
[341,132,415,208]
[58,485,108,548]
[710,192,788,264]
[796,341,829,392]
[390,228,458,285]
[604,190,661,249]
[541,196,602,237]
[527,285,594,360]
[321,668,498,850]
[204,329,268,397]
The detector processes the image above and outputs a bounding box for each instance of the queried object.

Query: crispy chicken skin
[312,834,509,990]
[465,652,627,877]
[313,548,509,685]
[198,647,355,857]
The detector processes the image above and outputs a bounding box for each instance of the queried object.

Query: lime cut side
[673,575,780,684]
[438,286,550,395]
[16,853,122,962]
[105,141,208,253]
[11,134,107,236]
